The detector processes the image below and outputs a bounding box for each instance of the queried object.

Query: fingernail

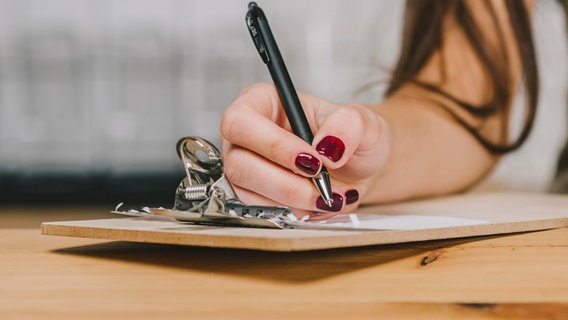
[316,136,345,162]
[316,193,343,212]
[295,153,321,175]
[345,189,359,205]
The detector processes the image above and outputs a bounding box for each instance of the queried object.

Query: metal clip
[146,136,297,229]
[111,137,374,231]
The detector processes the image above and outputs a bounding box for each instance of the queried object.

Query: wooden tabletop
[1,208,567,319]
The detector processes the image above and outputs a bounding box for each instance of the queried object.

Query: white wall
[0,0,565,194]
[0,0,403,176]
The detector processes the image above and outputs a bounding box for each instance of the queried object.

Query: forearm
[359,89,498,204]
[355,0,532,205]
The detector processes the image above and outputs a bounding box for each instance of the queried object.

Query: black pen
[245,2,334,207]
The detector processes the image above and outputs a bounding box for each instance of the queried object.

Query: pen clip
[246,2,270,63]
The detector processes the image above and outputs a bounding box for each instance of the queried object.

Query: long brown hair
[386,0,538,154]
[552,0,568,190]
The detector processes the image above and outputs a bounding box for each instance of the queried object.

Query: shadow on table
[52,235,500,283]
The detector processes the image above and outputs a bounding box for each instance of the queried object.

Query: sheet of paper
[112,207,490,231]
[310,213,488,230]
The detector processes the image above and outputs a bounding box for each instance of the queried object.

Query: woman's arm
[359,0,531,204]
[220,0,535,218]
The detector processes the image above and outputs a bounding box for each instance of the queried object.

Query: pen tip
[312,169,334,208]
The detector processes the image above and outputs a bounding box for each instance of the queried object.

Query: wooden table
[1,208,567,319]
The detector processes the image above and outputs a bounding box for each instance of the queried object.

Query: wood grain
[1,227,567,319]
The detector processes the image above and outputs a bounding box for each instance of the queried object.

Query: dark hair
[552,0,568,190]
[386,0,538,154]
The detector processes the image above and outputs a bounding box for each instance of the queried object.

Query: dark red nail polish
[316,136,345,162]
[316,193,343,212]
[345,189,359,205]
[295,153,321,175]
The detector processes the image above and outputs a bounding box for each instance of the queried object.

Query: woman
[220,0,567,219]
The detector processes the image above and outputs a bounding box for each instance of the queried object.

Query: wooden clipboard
[41,192,568,251]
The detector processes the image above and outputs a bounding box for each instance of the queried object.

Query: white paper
[310,213,488,230]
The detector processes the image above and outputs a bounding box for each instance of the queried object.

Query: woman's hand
[220,83,391,220]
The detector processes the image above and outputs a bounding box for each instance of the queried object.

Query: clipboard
[41,192,568,252]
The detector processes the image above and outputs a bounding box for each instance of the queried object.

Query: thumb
[312,104,389,173]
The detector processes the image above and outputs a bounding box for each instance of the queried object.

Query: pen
[245,2,334,207]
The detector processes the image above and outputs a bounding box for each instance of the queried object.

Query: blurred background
[0,0,403,206]
[0,0,566,210]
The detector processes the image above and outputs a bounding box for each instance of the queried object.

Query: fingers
[234,186,347,221]
[223,144,361,215]
[224,144,321,210]
[221,83,325,178]
[222,110,322,177]
[220,83,371,217]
